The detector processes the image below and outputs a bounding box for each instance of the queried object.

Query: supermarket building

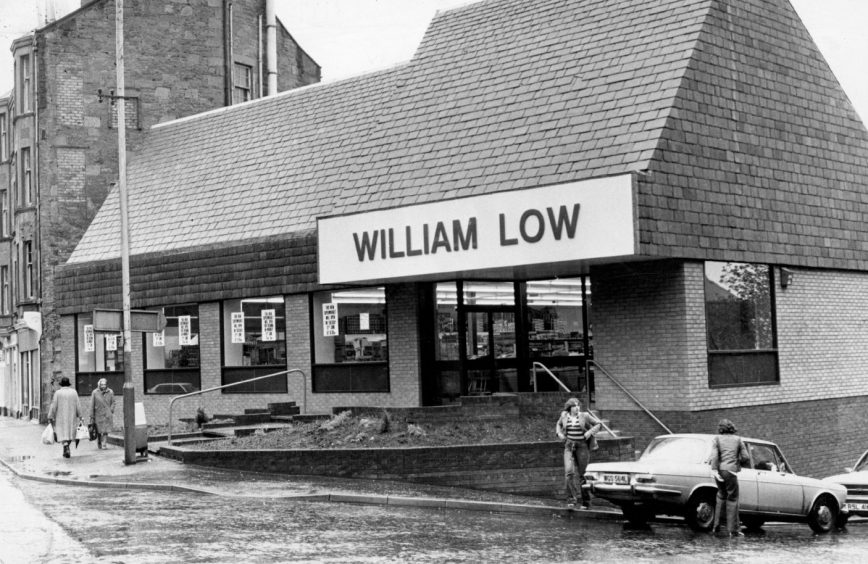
[56,0,868,477]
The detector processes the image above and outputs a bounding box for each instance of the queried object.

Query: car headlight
[633,473,655,484]
[585,472,599,482]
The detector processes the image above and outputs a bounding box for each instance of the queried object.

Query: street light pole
[115,0,136,466]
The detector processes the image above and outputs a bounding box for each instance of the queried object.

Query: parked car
[146,382,197,395]
[584,433,848,533]
[823,449,868,526]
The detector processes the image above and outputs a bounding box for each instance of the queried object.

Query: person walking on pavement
[90,378,115,449]
[708,418,750,537]
[556,397,601,509]
[48,377,82,459]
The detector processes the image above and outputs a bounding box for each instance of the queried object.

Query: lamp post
[114,0,136,466]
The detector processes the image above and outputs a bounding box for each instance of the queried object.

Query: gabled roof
[68,0,868,272]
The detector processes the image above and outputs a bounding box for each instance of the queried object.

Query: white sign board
[152,330,165,347]
[359,312,370,331]
[322,303,338,337]
[84,324,95,352]
[261,309,276,342]
[317,175,636,284]
[178,315,192,345]
[105,334,117,352]
[231,312,245,343]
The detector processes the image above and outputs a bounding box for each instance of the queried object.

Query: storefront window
[311,288,388,392]
[527,278,590,393]
[705,262,778,386]
[221,297,287,393]
[435,283,459,361]
[75,314,124,396]
[144,304,201,394]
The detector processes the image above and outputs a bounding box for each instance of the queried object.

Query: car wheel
[684,490,716,532]
[741,515,765,531]
[807,495,837,534]
[622,504,653,526]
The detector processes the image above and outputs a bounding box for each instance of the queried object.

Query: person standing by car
[708,418,750,536]
[556,397,601,509]
[90,378,115,449]
[47,377,82,459]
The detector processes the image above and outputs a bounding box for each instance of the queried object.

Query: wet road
[8,470,868,563]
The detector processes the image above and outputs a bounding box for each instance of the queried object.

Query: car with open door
[584,433,848,533]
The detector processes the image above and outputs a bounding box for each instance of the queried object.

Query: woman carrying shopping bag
[90,378,115,449]
[47,377,82,459]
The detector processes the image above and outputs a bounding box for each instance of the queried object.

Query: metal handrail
[532,361,615,437]
[586,359,672,434]
[167,368,306,446]
[531,361,571,393]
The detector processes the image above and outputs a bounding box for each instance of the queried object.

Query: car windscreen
[856,453,868,472]
[640,437,709,464]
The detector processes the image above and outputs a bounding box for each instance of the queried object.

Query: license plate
[845,502,868,511]
[602,473,630,485]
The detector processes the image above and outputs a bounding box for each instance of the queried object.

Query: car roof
[655,433,776,447]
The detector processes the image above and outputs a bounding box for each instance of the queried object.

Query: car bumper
[583,482,681,503]
[843,502,866,516]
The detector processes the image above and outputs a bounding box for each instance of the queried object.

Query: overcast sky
[1,0,868,121]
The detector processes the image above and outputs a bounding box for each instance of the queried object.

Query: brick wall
[161,436,635,499]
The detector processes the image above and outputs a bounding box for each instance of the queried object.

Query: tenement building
[0,0,320,420]
[57,0,868,477]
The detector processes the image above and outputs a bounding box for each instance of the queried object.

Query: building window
[21,147,32,205]
[0,111,7,160]
[143,304,201,394]
[705,261,778,387]
[0,189,7,236]
[0,266,8,315]
[23,240,34,299]
[311,287,388,393]
[221,297,287,393]
[75,314,124,396]
[233,63,252,104]
[18,54,31,113]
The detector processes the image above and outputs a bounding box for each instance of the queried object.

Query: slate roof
[67,0,868,273]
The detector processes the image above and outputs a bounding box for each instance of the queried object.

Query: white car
[823,449,868,525]
[584,433,848,533]
[146,382,197,395]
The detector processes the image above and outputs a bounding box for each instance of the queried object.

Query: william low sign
[317,174,637,284]
[93,309,167,333]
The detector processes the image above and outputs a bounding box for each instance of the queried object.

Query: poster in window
[231,312,245,343]
[323,303,338,336]
[153,330,165,347]
[360,312,370,331]
[261,309,276,342]
[84,324,95,352]
[106,334,117,352]
[179,315,192,345]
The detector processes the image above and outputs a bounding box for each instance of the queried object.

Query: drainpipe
[265,0,277,95]
[223,0,234,105]
[257,14,263,98]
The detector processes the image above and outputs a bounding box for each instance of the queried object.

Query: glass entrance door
[465,309,518,394]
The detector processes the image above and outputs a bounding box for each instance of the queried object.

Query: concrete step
[268,402,298,415]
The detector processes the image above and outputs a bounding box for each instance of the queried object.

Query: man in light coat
[48,377,82,459]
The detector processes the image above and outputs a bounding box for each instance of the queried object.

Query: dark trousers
[564,439,590,504]
[713,469,740,533]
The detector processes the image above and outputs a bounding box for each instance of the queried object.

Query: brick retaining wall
[160,436,634,498]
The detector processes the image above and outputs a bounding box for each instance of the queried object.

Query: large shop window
[75,314,124,396]
[143,304,201,395]
[705,262,778,387]
[312,288,388,393]
[222,297,287,393]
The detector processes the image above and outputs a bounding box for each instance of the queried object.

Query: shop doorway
[464,308,519,395]
[422,278,593,405]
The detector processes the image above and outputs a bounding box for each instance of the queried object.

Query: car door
[736,455,759,512]
[749,442,803,515]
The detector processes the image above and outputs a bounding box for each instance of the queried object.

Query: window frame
[704,261,779,388]
[310,287,389,394]
[233,62,253,104]
[23,240,34,299]
[21,147,31,205]
[142,304,202,395]
[74,313,125,396]
[220,297,288,394]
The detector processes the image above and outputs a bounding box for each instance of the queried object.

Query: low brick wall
[159,436,634,498]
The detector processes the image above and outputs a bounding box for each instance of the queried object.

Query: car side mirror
[845,467,854,473]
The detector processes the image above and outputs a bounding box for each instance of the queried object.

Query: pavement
[0,415,621,517]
